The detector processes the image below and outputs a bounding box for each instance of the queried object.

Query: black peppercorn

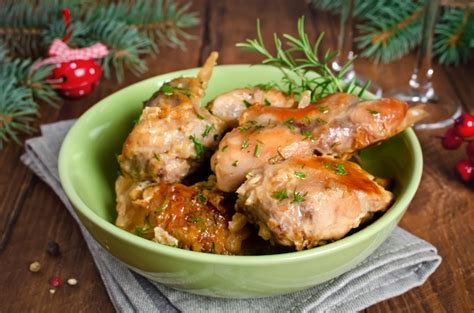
[47,241,61,256]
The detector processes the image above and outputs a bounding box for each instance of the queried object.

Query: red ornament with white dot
[50,59,103,98]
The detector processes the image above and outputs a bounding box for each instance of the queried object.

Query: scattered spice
[272,189,289,200]
[196,113,205,120]
[67,278,78,286]
[189,216,204,224]
[49,289,56,295]
[47,241,61,257]
[49,276,62,288]
[29,261,41,273]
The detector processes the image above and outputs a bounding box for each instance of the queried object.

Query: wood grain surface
[0,1,473,312]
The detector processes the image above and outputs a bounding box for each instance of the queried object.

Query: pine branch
[355,1,424,63]
[0,0,199,82]
[434,8,474,65]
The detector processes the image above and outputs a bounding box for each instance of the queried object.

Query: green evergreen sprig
[311,0,474,65]
[237,17,368,102]
[0,0,199,82]
[0,0,198,148]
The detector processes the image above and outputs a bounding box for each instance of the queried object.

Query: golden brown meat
[115,175,251,255]
[118,52,226,183]
[236,156,393,250]
[211,94,426,192]
[211,124,313,192]
[208,87,296,127]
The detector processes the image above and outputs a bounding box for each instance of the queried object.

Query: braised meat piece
[236,156,393,250]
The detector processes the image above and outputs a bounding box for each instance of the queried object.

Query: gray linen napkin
[21,120,441,313]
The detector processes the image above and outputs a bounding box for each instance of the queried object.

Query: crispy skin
[236,156,393,250]
[209,87,296,128]
[115,176,251,255]
[118,52,226,183]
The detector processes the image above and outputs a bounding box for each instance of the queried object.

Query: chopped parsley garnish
[134,227,151,238]
[153,153,161,161]
[241,138,250,150]
[196,113,205,120]
[264,98,271,106]
[318,105,329,113]
[283,118,297,132]
[302,115,312,125]
[213,134,219,142]
[294,171,306,179]
[202,124,215,137]
[335,164,347,176]
[232,160,239,167]
[323,162,348,176]
[272,188,288,200]
[243,99,252,108]
[161,83,191,97]
[189,135,204,158]
[254,143,262,157]
[221,144,229,152]
[195,190,207,204]
[155,202,167,214]
[291,190,308,204]
[367,109,380,116]
[189,216,204,224]
[301,130,313,140]
[315,117,327,125]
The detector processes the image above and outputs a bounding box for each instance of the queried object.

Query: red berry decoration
[439,112,474,184]
[455,160,474,182]
[49,276,62,287]
[442,127,464,150]
[466,140,474,163]
[454,113,474,138]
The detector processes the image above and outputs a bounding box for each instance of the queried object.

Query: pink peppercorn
[49,276,62,287]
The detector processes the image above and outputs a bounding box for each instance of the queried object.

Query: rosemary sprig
[237,16,369,101]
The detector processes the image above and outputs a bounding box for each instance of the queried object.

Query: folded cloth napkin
[21,120,441,313]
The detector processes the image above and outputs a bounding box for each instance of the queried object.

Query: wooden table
[1,1,473,311]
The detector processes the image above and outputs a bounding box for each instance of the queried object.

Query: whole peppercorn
[47,241,61,256]
[29,261,41,273]
[49,276,62,287]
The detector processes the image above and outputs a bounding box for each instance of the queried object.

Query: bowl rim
[58,64,423,266]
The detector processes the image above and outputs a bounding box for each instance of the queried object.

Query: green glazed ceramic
[58,65,423,298]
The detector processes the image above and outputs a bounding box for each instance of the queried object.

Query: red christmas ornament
[49,59,103,97]
[33,8,109,98]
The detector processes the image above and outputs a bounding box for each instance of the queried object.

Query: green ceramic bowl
[58,65,423,298]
